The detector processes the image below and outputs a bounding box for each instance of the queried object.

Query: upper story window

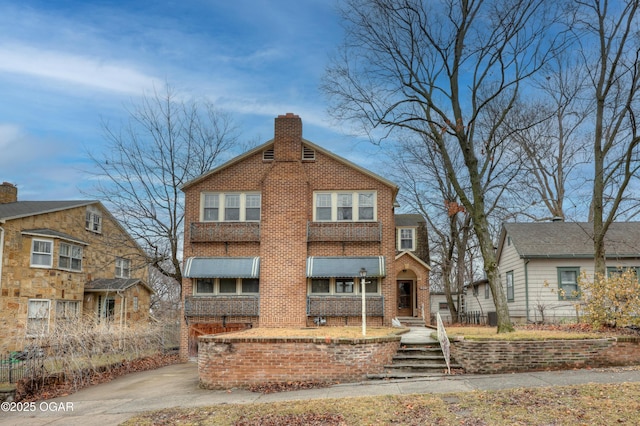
[313,191,377,222]
[59,243,83,272]
[31,239,53,268]
[202,192,261,222]
[86,207,102,234]
[397,228,415,251]
[115,257,131,278]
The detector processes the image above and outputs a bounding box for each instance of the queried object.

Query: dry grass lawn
[443,326,606,341]
[221,326,402,339]
[124,379,640,425]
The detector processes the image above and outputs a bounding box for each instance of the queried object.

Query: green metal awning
[306,256,385,278]
[183,257,260,278]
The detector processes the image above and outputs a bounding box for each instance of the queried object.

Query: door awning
[183,257,260,278]
[306,256,385,278]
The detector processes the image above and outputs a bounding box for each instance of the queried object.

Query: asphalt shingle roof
[395,214,425,227]
[0,201,96,221]
[503,222,640,258]
[84,278,143,292]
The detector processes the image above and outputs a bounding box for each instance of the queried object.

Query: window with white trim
[59,243,83,272]
[31,239,53,268]
[27,299,50,336]
[313,191,377,221]
[308,277,380,294]
[194,278,260,295]
[201,192,261,222]
[397,228,415,251]
[85,207,102,233]
[115,257,131,278]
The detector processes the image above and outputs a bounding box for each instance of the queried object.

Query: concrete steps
[368,325,462,380]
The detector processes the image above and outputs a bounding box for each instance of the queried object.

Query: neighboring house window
[27,299,50,336]
[485,283,490,299]
[59,243,83,272]
[607,266,639,279]
[313,192,377,221]
[506,271,514,302]
[439,302,448,310]
[85,208,102,233]
[56,300,79,327]
[472,286,478,296]
[309,278,379,294]
[133,296,139,312]
[31,239,53,268]
[194,278,260,295]
[557,267,581,300]
[201,192,261,222]
[397,228,415,251]
[115,257,131,278]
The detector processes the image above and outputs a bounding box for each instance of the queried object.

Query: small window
[337,194,353,221]
[86,207,102,233]
[115,257,131,278]
[506,271,514,302]
[219,278,237,293]
[439,302,448,310]
[31,239,53,268]
[133,296,139,312]
[335,278,354,294]
[311,278,330,294]
[557,267,581,300]
[59,243,83,272]
[241,278,260,293]
[398,228,415,251]
[196,278,214,294]
[365,278,379,293]
[485,283,490,299]
[27,299,50,336]
[203,194,220,221]
[302,146,315,160]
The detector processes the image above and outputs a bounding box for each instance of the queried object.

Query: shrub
[579,270,640,329]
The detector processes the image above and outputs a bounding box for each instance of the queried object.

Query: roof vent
[551,216,564,222]
[302,146,315,161]
[263,148,274,161]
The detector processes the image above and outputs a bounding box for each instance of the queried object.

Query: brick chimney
[0,182,17,204]
[273,113,302,162]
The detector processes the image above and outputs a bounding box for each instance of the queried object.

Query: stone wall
[198,334,401,389]
[451,336,640,374]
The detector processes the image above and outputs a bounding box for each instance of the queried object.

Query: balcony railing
[307,221,382,242]
[190,222,260,242]
[184,296,259,317]
[307,295,384,317]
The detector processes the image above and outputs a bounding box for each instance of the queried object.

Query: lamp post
[359,267,367,336]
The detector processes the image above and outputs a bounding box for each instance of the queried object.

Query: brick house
[0,182,152,351]
[180,114,430,358]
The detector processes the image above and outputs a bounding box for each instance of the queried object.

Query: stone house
[180,113,430,358]
[465,221,640,324]
[0,183,152,351]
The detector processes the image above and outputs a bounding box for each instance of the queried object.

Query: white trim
[30,238,53,268]
[395,250,431,271]
[397,227,416,251]
[312,191,377,222]
[200,192,261,222]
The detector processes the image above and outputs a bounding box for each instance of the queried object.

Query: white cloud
[0,43,161,95]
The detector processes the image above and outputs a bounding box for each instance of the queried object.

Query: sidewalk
[2,361,640,426]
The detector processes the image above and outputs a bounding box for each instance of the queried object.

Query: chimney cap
[277,112,299,118]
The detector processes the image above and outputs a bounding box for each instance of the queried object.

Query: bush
[580,270,640,329]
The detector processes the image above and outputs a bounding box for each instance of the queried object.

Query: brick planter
[451,336,640,374]
[198,334,401,389]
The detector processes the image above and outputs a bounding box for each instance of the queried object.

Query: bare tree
[86,84,240,295]
[572,0,640,276]
[323,0,565,332]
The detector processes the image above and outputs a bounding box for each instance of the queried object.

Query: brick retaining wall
[198,334,401,389]
[451,336,640,374]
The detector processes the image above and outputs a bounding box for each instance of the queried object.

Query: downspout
[524,258,530,322]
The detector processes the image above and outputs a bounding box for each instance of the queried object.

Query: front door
[397,280,413,316]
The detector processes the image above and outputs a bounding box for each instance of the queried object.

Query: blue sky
[0,0,384,200]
